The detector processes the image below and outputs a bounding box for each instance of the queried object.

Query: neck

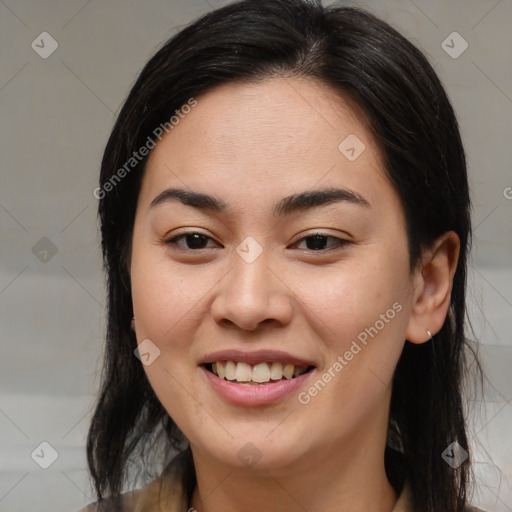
[191,466,396,512]
[189,418,398,512]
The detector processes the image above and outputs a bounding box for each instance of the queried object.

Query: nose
[210,251,294,332]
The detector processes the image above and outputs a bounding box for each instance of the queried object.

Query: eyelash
[163,231,351,253]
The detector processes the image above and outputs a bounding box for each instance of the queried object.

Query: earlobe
[405,231,460,344]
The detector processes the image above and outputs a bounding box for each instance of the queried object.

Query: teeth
[225,360,236,380]
[252,363,271,383]
[293,366,304,377]
[283,363,294,379]
[217,361,225,379]
[270,362,283,380]
[235,362,252,382]
[210,361,309,384]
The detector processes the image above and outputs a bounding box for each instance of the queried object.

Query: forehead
[139,77,395,217]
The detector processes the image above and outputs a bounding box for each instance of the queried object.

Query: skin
[130,77,460,512]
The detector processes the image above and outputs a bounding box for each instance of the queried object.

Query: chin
[190,428,311,472]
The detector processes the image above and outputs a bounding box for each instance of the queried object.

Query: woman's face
[130,77,417,473]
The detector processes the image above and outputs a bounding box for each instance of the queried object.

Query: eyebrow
[149,186,370,216]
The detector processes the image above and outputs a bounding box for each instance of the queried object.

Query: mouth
[203,361,315,385]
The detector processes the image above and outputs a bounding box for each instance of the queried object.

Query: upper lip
[199,349,316,367]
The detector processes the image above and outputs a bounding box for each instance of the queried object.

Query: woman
[80,1,485,511]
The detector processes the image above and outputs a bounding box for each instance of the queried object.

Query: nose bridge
[231,245,271,299]
[210,243,293,330]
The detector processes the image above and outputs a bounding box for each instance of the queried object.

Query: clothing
[78,451,485,512]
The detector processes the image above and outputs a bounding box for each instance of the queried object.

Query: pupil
[187,233,208,249]
[306,235,327,250]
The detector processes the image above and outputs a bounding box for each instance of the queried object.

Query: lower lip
[201,366,314,407]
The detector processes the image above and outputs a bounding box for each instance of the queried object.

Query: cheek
[130,243,212,347]
[130,246,211,433]
[303,252,410,344]
[294,258,410,429]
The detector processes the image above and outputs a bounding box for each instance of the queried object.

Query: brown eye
[165,232,218,250]
[294,233,351,251]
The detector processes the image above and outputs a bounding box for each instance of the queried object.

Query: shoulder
[76,476,162,512]
[77,450,192,512]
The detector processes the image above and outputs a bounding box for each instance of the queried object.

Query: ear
[405,231,460,344]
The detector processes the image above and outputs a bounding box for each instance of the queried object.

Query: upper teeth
[211,361,308,384]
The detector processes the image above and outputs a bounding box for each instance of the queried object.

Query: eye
[165,232,220,250]
[293,233,351,251]
[164,231,350,252]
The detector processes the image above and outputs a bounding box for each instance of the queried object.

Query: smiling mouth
[204,361,315,385]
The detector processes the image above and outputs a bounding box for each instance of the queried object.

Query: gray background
[0,0,511,510]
